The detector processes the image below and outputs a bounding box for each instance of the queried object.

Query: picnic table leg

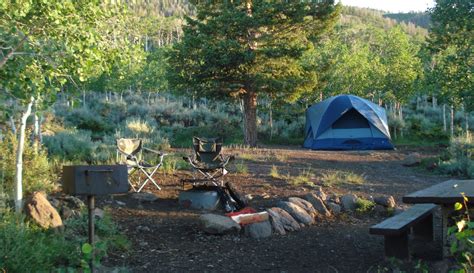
[413,213,434,241]
[441,206,450,258]
[384,233,409,260]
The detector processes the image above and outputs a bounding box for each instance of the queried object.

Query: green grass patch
[355,198,375,214]
[321,170,366,187]
[287,168,316,187]
[234,160,248,174]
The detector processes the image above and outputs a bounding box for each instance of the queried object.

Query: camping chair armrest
[117,149,139,163]
[143,147,165,156]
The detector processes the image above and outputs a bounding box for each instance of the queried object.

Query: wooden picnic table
[402,179,474,258]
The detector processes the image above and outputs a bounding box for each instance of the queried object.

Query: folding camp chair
[116,138,167,192]
[183,137,233,187]
[183,137,247,212]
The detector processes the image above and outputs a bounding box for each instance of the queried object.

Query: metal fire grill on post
[62,165,128,272]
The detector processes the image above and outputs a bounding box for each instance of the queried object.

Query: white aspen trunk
[120,90,124,102]
[443,104,447,132]
[33,112,39,154]
[9,115,17,134]
[400,105,404,138]
[0,128,3,142]
[416,96,420,110]
[450,105,454,137]
[320,92,323,102]
[82,90,86,108]
[432,95,436,108]
[15,97,34,212]
[39,115,43,143]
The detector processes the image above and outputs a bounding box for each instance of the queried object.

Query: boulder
[199,214,241,235]
[340,194,358,211]
[403,152,421,167]
[266,207,300,234]
[24,192,63,230]
[304,193,331,217]
[288,197,319,219]
[63,195,85,209]
[373,195,396,208]
[244,220,272,239]
[326,202,341,214]
[132,192,159,202]
[278,201,314,225]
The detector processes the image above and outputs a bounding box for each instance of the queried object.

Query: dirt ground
[100,146,452,272]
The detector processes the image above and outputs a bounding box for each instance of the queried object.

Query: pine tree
[168,1,340,146]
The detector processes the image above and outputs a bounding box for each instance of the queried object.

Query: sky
[339,0,435,13]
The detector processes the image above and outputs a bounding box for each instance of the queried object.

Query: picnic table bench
[369,203,437,259]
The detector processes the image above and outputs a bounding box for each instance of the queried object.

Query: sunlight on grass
[269,165,280,178]
[239,153,258,161]
[321,170,366,187]
[355,198,375,214]
[287,168,316,188]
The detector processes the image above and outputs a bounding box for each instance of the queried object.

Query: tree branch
[0,35,28,69]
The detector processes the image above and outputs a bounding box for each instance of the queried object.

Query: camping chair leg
[136,165,162,192]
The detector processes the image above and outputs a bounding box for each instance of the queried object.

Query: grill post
[88,195,95,273]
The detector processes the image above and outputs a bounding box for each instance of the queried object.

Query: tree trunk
[15,97,34,212]
[82,90,86,108]
[432,95,436,108]
[465,112,469,133]
[443,104,447,132]
[269,99,273,141]
[242,91,257,147]
[33,112,40,154]
[450,105,454,137]
[9,115,17,134]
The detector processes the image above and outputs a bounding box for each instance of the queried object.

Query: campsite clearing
[99,145,449,272]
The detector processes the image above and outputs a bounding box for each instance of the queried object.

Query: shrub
[0,132,56,195]
[64,108,113,138]
[0,210,77,272]
[355,198,375,214]
[234,160,248,174]
[438,134,474,178]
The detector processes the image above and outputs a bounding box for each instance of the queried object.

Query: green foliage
[321,170,366,187]
[355,198,375,214]
[0,132,56,194]
[427,0,473,111]
[438,134,474,178]
[0,210,77,272]
[43,130,114,164]
[448,194,473,272]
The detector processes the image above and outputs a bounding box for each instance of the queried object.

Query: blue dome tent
[303,95,394,150]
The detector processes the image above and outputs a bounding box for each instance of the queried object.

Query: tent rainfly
[303,94,394,150]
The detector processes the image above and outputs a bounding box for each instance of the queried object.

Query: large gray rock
[267,207,300,234]
[341,194,358,211]
[288,197,319,219]
[326,202,341,214]
[24,192,63,230]
[63,195,85,209]
[199,214,241,235]
[244,220,272,239]
[278,201,314,225]
[373,195,396,208]
[403,152,421,167]
[304,193,331,217]
[132,192,159,202]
